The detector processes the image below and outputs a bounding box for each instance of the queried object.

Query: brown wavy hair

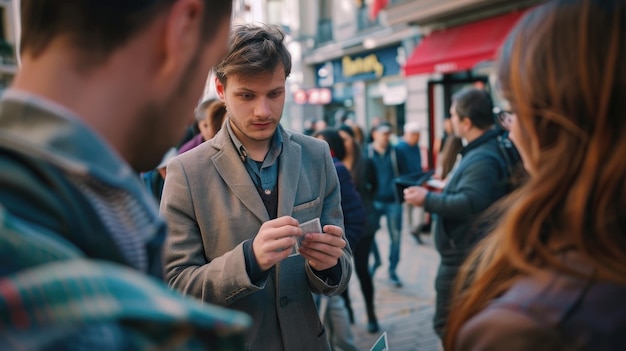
[445,0,626,349]
[214,23,292,86]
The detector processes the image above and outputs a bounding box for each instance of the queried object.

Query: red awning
[404,10,528,76]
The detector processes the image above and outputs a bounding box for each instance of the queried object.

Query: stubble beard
[132,49,203,172]
[229,116,277,144]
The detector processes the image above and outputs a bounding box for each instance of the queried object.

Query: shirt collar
[460,128,499,156]
[2,89,84,123]
[0,89,135,184]
[226,119,284,162]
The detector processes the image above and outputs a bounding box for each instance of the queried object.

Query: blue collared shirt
[226,121,284,283]
[226,120,283,194]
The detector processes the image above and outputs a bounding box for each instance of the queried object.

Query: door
[426,76,490,170]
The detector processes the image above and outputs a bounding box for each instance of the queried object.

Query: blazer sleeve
[160,157,264,306]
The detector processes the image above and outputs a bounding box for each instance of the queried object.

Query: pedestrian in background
[396,121,426,244]
[396,121,424,174]
[314,128,364,351]
[161,24,352,351]
[143,98,228,203]
[178,98,227,154]
[141,147,178,203]
[366,122,411,288]
[445,0,626,349]
[435,117,464,182]
[0,0,248,349]
[338,124,381,333]
[404,87,513,338]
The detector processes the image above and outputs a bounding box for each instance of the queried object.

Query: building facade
[0,0,18,93]
[196,0,547,169]
[270,0,544,168]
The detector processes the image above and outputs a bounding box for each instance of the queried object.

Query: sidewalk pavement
[347,210,442,351]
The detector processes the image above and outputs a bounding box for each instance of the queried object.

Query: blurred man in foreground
[0,1,250,349]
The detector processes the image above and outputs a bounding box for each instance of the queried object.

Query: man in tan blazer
[161,23,352,351]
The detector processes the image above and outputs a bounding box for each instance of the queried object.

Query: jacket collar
[460,128,500,156]
[0,91,159,217]
[0,90,136,186]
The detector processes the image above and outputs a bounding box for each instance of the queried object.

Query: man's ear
[154,0,204,89]
[461,115,473,131]
[215,76,226,100]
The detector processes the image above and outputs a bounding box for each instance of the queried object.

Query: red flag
[369,0,389,20]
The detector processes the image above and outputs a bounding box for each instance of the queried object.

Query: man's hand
[252,216,302,271]
[404,186,429,207]
[298,224,346,271]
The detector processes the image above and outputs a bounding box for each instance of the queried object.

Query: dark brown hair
[445,0,626,348]
[204,100,227,137]
[214,23,291,85]
[452,87,495,130]
[313,128,346,161]
[20,0,232,62]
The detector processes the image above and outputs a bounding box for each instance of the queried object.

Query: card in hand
[290,218,322,256]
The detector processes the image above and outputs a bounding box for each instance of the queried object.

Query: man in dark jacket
[366,122,412,288]
[404,87,511,339]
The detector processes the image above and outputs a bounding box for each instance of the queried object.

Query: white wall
[332,0,358,42]
[405,74,430,148]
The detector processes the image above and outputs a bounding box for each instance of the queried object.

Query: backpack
[464,131,524,248]
[495,131,525,192]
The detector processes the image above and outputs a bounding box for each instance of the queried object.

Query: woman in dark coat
[314,128,365,350]
[338,125,381,333]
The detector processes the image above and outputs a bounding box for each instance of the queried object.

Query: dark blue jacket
[395,140,422,174]
[425,129,510,265]
[333,157,366,249]
[366,144,412,203]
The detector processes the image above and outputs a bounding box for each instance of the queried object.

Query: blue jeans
[369,201,403,274]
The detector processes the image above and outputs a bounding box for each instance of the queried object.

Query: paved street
[347,209,442,351]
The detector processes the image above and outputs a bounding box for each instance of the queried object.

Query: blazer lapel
[277,130,300,217]
[211,131,269,223]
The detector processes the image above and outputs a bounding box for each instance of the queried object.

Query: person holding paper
[160,24,352,351]
[403,87,512,339]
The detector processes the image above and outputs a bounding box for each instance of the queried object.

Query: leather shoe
[390,272,403,288]
[369,261,381,276]
[411,229,424,245]
[367,321,380,333]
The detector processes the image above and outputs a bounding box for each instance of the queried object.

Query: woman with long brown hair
[445,0,626,349]
[337,124,381,333]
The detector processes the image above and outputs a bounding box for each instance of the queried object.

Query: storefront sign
[342,54,384,78]
[316,45,402,86]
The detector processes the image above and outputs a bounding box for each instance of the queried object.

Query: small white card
[291,218,322,256]
[426,178,446,189]
[369,332,389,351]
